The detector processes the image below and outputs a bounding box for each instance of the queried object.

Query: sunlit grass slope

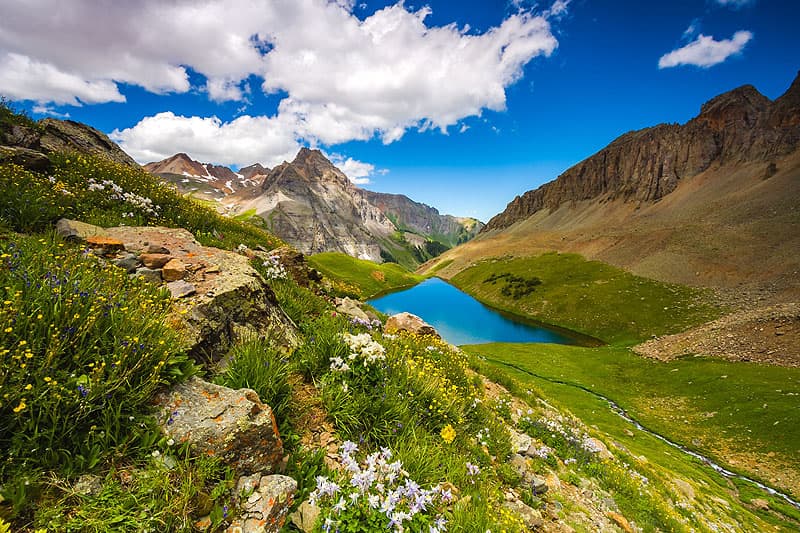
[308,251,424,299]
[465,342,800,504]
[451,252,723,344]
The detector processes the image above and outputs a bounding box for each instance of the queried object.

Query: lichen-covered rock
[227,474,297,533]
[53,220,298,361]
[385,312,440,338]
[154,377,284,475]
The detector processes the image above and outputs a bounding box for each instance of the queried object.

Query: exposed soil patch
[634,303,800,367]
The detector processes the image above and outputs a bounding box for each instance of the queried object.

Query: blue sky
[1,0,798,221]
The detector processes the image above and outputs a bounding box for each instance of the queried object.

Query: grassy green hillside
[308,251,424,298]
[465,342,800,506]
[450,252,723,344]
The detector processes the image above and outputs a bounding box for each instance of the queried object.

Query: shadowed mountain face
[433,73,800,300]
[224,148,482,265]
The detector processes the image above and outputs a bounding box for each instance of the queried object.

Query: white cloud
[110,112,301,168]
[328,154,375,184]
[3,0,562,167]
[32,104,70,118]
[658,31,753,69]
[0,53,125,105]
[459,123,470,133]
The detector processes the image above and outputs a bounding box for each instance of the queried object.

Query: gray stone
[227,474,297,533]
[167,280,196,299]
[113,256,140,273]
[530,475,548,495]
[145,243,171,254]
[503,500,544,529]
[510,429,533,455]
[289,500,321,533]
[134,267,162,283]
[154,377,285,476]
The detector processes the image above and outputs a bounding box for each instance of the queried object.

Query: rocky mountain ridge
[485,71,800,232]
[222,148,481,266]
[144,152,267,199]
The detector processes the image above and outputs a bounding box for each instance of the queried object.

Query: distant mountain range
[430,71,800,300]
[145,150,483,267]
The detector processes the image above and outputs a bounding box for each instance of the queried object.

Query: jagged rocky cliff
[361,190,484,247]
[485,72,800,232]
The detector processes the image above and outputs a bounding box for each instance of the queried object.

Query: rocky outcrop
[385,312,440,338]
[360,190,484,246]
[55,219,298,361]
[485,72,800,232]
[1,117,137,170]
[154,377,285,475]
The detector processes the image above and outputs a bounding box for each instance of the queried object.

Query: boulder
[134,267,162,283]
[93,223,299,360]
[0,145,51,172]
[86,235,125,252]
[154,377,284,476]
[227,474,297,533]
[55,218,107,242]
[162,258,187,281]
[140,253,172,269]
[385,312,440,339]
[335,297,370,322]
[583,437,614,461]
[503,500,543,529]
[509,429,533,455]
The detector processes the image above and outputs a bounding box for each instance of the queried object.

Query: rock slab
[154,377,284,476]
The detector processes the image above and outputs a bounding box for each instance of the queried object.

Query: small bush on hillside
[483,271,542,299]
[0,235,194,487]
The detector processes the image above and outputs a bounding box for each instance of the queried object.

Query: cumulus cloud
[658,31,753,69]
[3,0,563,172]
[328,154,376,184]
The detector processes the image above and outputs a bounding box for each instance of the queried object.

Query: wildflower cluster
[332,332,387,373]
[350,316,381,330]
[259,253,288,280]
[310,442,452,532]
[0,235,193,477]
[86,177,160,217]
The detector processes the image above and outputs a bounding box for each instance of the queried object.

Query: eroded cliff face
[485,74,800,232]
[228,148,396,262]
[360,190,484,246]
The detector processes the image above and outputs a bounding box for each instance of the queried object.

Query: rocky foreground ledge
[56,218,298,362]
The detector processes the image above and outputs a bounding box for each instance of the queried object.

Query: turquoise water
[368,278,581,346]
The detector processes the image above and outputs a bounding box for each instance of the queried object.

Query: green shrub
[295,315,350,381]
[263,276,329,328]
[0,235,194,483]
[215,338,292,429]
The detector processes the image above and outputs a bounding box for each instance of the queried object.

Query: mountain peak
[696,84,770,127]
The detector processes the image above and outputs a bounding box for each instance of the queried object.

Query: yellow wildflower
[440,424,456,444]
